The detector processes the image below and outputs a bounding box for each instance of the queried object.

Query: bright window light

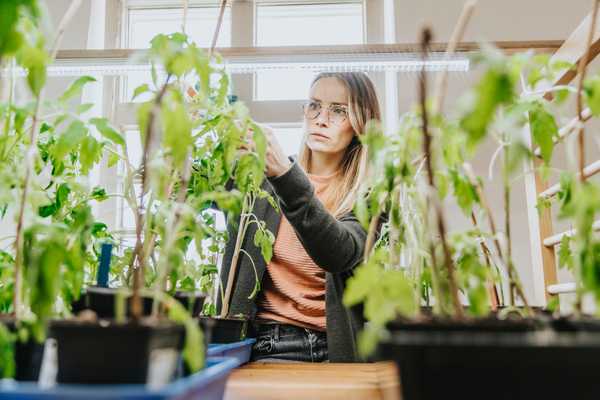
[255,2,363,100]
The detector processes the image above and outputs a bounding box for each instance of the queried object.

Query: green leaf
[107,151,120,168]
[90,186,108,201]
[161,97,193,168]
[234,153,263,193]
[256,189,279,212]
[59,76,96,102]
[132,83,150,101]
[460,67,515,147]
[584,75,600,116]
[254,226,274,264]
[164,294,205,373]
[354,194,370,229]
[90,117,126,147]
[343,261,380,307]
[38,203,57,218]
[529,103,558,164]
[55,183,71,208]
[52,120,87,161]
[79,135,103,174]
[0,323,15,378]
[558,235,573,270]
[250,123,267,162]
[18,44,48,97]
[450,169,479,215]
[76,103,95,114]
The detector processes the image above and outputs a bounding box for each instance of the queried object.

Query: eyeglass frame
[302,100,349,126]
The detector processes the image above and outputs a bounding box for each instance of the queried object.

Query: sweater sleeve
[267,162,366,274]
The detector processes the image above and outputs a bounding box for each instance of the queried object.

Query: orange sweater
[256,171,339,331]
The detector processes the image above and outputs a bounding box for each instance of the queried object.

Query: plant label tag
[38,338,58,388]
[146,348,179,389]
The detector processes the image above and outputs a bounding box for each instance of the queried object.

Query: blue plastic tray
[0,357,239,400]
[207,339,256,365]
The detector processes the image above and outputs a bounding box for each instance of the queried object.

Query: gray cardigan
[217,161,367,362]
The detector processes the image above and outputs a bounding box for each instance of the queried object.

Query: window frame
[101,0,391,233]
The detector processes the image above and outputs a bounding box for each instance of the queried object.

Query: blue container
[0,357,239,400]
[207,339,256,365]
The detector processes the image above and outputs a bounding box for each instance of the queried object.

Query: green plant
[342,33,591,355]
[0,0,118,331]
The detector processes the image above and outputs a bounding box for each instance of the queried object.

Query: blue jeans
[250,321,328,362]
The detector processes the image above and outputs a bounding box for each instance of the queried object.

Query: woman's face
[304,77,355,156]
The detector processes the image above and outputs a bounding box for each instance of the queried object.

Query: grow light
[1,53,469,77]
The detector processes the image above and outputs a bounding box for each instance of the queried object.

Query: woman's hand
[243,124,292,178]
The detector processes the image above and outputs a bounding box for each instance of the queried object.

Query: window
[123,4,232,102]
[115,129,225,242]
[255,3,364,46]
[254,2,364,101]
[126,6,232,49]
[270,123,305,156]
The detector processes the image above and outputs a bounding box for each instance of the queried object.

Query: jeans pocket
[253,335,275,354]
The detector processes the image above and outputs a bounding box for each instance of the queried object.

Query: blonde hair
[299,72,381,218]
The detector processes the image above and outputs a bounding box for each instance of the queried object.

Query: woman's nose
[315,108,329,126]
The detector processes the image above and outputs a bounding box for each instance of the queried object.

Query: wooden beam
[539,160,600,199]
[543,219,600,248]
[541,11,600,99]
[55,40,563,61]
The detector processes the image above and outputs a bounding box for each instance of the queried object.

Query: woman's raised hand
[242,124,292,178]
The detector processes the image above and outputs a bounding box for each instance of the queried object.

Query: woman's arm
[267,162,366,274]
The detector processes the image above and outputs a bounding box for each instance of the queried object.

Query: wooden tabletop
[223,362,401,400]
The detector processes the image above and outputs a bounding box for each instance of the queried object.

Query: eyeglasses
[302,100,348,126]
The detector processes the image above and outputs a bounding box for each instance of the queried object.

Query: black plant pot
[198,316,248,343]
[173,291,207,317]
[0,315,45,381]
[378,317,600,400]
[72,287,206,319]
[71,287,154,318]
[49,319,185,385]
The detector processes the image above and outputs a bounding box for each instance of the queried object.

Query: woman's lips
[310,133,329,140]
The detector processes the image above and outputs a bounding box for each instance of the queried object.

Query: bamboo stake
[432,0,477,114]
[220,197,250,317]
[209,0,228,60]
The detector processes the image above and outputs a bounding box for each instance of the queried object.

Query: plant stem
[151,151,193,316]
[130,76,171,321]
[419,27,463,318]
[13,0,82,319]
[463,162,530,311]
[364,210,382,259]
[470,212,501,309]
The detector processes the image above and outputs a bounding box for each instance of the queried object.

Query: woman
[218,72,381,363]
